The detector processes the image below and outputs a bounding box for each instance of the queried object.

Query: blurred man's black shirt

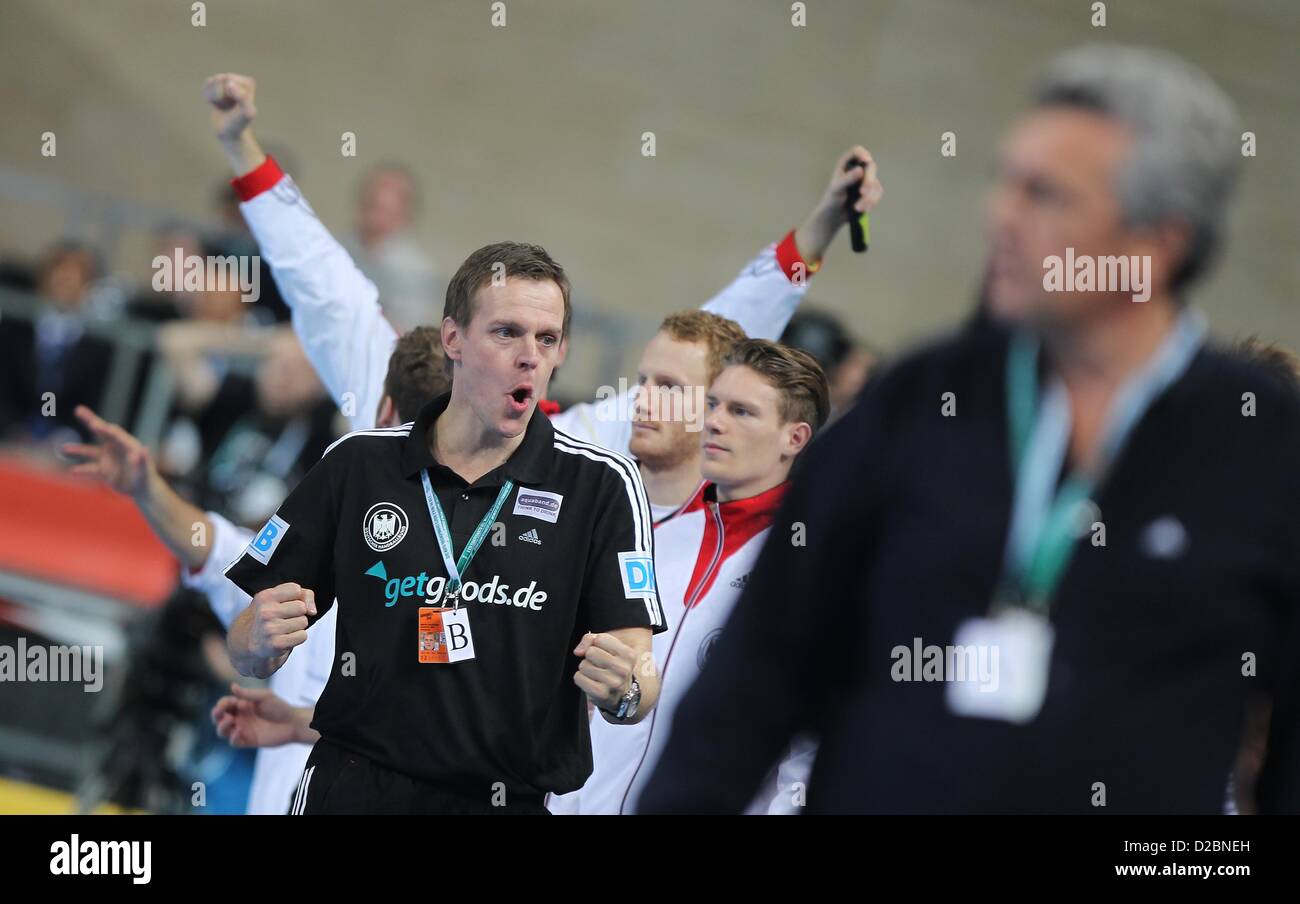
[0,314,114,440]
[641,320,1300,814]
[182,372,338,521]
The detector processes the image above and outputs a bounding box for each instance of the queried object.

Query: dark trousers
[290,738,549,815]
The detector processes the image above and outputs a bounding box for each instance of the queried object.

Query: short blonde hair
[658,311,747,384]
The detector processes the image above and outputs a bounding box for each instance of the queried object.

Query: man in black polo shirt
[224,242,665,814]
[641,45,1300,814]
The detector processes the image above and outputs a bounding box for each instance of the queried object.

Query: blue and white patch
[247,515,290,565]
[618,551,656,599]
[513,489,563,524]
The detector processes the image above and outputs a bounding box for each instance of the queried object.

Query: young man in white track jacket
[549,339,830,814]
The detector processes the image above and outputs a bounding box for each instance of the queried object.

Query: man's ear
[375,394,397,428]
[441,315,462,369]
[786,422,813,458]
[1133,220,1193,299]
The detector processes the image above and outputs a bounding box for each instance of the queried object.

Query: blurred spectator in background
[780,308,876,423]
[125,223,207,324]
[344,163,439,332]
[128,223,284,326]
[155,323,337,524]
[0,251,39,293]
[0,240,114,443]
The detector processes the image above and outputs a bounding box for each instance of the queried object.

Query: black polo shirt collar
[400,391,554,486]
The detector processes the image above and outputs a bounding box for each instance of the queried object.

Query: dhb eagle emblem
[363,502,409,552]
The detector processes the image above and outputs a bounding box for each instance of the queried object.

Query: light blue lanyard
[1002,309,1206,611]
[419,470,515,604]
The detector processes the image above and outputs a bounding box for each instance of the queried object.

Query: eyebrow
[722,394,768,412]
[639,371,689,385]
[488,320,561,334]
[707,392,756,406]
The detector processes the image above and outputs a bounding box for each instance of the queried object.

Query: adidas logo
[730,573,750,589]
[518,528,542,545]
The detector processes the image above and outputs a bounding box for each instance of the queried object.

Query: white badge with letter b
[418,606,477,664]
[945,608,1054,725]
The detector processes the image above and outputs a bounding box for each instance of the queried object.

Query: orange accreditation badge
[418,606,476,664]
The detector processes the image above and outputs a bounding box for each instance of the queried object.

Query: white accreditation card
[945,607,1055,725]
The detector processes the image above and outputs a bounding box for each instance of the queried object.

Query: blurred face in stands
[984,107,1139,329]
[630,331,710,472]
[153,229,202,262]
[829,347,875,418]
[152,230,203,279]
[358,168,416,247]
[39,249,97,312]
[190,288,246,323]
[151,231,203,309]
[257,333,325,417]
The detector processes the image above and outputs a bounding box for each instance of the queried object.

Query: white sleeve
[239,173,396,432]
[548,389,634,456]
[545,788,581,815]
[181,511,253,630]
[764,735,818,815]
[700,240,808,340]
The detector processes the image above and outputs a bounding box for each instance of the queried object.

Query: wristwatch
[612,676,641,721]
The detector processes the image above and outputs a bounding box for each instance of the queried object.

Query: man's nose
[517,337,540,369]
[703,408,724,434]
[634,384,653,418]
[986,179,1025,241]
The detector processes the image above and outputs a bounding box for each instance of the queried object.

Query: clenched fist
[573,632,638,714]
[823,145,883,219]
[203,72,257,142]
[246,582,316,661]
[794,144,885,266]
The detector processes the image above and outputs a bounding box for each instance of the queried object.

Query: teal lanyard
[420,471,515,604]
[1002,310,1206,612]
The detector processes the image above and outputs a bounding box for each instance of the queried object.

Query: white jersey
[226,155,816,811]
[183,511,337,815]
[549,481,815,814]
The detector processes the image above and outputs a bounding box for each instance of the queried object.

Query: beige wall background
[1,0,1296,389]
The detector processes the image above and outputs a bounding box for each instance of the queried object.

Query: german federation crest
[363,502,409,552]
[698,628,723,671]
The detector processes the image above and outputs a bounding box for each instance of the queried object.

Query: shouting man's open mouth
[507,383,534,415]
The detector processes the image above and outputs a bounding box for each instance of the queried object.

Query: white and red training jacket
[550,481,815,814]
